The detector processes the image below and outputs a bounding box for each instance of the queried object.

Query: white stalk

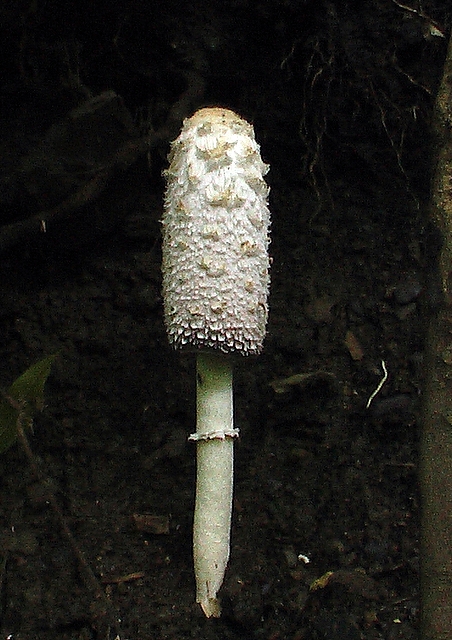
[190,352,236,618]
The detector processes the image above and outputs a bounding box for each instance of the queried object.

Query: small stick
[366,360,388,409]
[7,395,117,635]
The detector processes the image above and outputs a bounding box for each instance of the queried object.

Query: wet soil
[0,1,440,638]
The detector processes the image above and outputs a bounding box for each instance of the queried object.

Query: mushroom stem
[191,352,236,618]
[161,107,270,615]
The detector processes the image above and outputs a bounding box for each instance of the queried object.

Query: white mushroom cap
[162,107,271,355]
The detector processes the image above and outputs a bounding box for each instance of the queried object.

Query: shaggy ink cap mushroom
[162,107,271,355]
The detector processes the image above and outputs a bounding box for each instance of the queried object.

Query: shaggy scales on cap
[162,107,271,355]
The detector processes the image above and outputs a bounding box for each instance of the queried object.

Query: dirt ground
[0,1,447,638]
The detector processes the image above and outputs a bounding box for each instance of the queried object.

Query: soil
[0,1,446,638]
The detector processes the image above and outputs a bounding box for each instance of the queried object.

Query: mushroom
[161,107,271,617]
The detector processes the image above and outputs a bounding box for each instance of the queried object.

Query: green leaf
[0,355,57,454]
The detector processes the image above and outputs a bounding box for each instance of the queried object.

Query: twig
[366,360,388,408]
[0,68,205,254]
[391,0,445,37]
[6,395,117,637]
[391,0,422,16]
[0,136,150,253]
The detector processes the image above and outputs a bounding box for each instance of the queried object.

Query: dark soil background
[0,1,449,638]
